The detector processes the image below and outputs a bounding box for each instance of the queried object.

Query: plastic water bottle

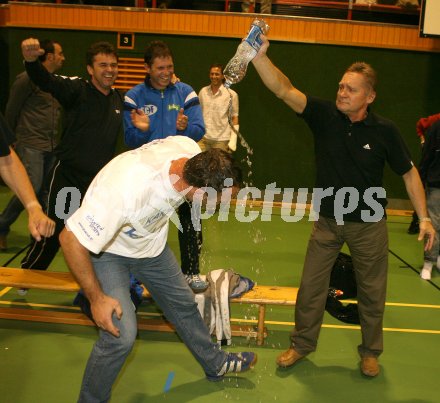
[223,19,269,88]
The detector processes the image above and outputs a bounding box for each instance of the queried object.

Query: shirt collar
[144,76,174,90]
[336,106,377,126]
[363,108,377,126]
[87,80,114,96]
[209,85,223,96]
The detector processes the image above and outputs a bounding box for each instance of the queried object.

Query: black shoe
[407,220,419,235]
[0,235,7,251]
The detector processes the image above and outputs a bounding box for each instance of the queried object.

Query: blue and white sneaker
[206,352,257,381]
[185,274,208,293]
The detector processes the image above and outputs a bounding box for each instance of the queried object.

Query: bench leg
[257,304,266,346]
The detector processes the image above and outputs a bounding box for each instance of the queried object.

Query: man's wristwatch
[419,217,432,222]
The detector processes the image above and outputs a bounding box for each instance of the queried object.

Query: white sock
[437,256,440,270]
[420,262,433,280]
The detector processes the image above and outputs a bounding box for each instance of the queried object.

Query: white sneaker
[420,262,433,280]
[17,288,28,296]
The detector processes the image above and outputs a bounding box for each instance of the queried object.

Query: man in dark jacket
[0,39,64,251]
[18,38,146,292]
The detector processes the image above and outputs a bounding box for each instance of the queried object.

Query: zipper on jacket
[161,90,165,137]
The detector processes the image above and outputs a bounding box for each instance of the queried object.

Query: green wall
[3,27,440,199]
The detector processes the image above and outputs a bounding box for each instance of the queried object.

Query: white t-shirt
[198,85,238,142]
[67,136,201,258]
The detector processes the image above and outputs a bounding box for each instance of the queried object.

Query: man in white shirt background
[198,64,239,153]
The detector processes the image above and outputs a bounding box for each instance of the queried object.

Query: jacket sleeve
[123,92,154,149]
[0,113,16,148]
[5,74,33,132]
[178,87,205,141]
[24,60,81,108]
[419,123,440,184]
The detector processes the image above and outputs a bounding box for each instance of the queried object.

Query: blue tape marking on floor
[163,371,175,393]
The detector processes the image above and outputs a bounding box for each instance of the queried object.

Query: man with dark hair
[17,38,147,290]
[183,147,242,189]
[124,40,204,146]
[0,39,64,251]
[198,63,239,153]
[59,135,255,402]
[124,40,207,292]
[251,35,435,377]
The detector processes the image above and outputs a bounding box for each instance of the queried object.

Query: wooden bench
[0,267,297,345]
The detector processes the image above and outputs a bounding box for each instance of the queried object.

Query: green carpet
[0,187,439,403]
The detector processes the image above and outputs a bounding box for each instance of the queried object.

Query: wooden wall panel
[3,3,440,53]
[0,6,8,27]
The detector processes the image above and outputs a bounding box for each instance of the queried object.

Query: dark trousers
[291,216,388,358]
[21,161,89,270]
[177,202,202,275]
[0,145,55,236]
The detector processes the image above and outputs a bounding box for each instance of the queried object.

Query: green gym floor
[0,186,439,403]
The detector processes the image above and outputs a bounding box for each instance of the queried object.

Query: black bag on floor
[325,297,360,324]
[325,252,360,324]
[329,252,357,299]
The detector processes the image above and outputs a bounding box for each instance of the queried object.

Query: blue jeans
[424,187,440,262]
[0,144,55,236]
[78,244,227,403]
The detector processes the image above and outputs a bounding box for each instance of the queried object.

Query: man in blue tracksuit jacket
[124,76,204,147]
[123,40,207,292]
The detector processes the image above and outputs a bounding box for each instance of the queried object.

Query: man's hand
[60,229,118,335]
[21,38,45,62]
[253,34,270,61]
[27,203,55,241]
[418,220,436,251]
[176,108,188,131]
[171,74,180,84]
[130,109,150,132]
[90,294,123,337]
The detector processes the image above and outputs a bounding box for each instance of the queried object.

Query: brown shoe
[360,356,380,377]
[0,235,7,251]
[276,347,304,368]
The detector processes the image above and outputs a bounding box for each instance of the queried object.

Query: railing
[9,1,422,25]
[2,2,436,53]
